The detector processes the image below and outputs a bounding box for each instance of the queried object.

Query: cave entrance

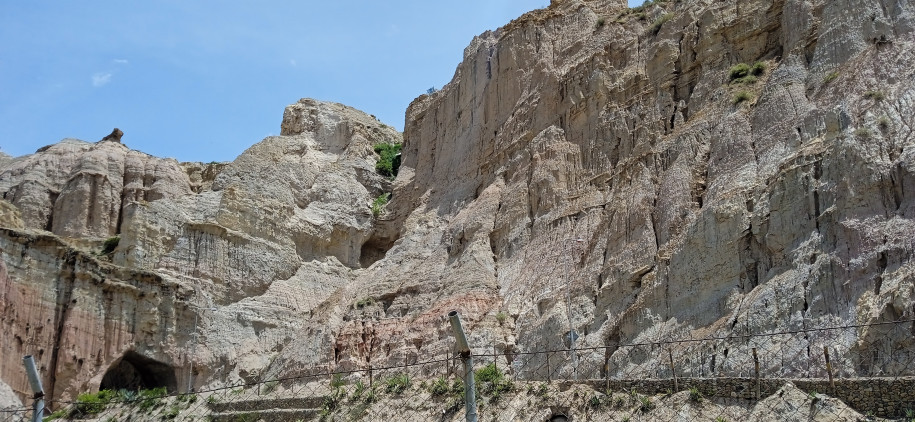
[99,351,178,393]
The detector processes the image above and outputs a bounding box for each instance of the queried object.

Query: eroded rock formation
[1,0,914,415]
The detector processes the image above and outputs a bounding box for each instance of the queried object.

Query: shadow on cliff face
[99,351,177,393]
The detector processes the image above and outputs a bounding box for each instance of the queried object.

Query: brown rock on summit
[99,127,124,143]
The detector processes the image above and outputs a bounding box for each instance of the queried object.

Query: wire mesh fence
[6,318,914,421]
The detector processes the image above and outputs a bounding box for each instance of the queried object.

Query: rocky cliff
[1,0,914,411]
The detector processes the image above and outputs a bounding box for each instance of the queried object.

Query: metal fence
[4,318,914,421]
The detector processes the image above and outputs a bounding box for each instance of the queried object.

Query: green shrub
[639,395,655,412]
[688,386,703,403]
[495,311,507,325]
[729,63,751,80]
[44,409,69,421]
[733,91,753,105]
[733,75,758,85]
[373,143,402,178]
[101,236,120,255]
[878,116,892,131]
[137,387,168,411]
[161,405,180,420]
[384,374,411,394]
[650,13,674,34]
[475,363,513,402]
[855,127,872,139]
[429,376,450,396]
[729,62,762,84]
[864,90,885,101]
[351,380,366,401]
[355,297,375,308]
[371,193,390,217]
[596,17,606,28]
[74,389,115,416]
[823,71,839,83]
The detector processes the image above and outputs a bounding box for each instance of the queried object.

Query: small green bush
[101,236,120,255]
[650,13,674,34]
[729,62,762,84]
[44,409,69,421]
[596,17,606,28]
[384,374,411,395]
[878,116,892,131]
[373,143,402,178]
[495,311,507,324]
[137,387,168,411]
[355,297,375,308]
[639,395,655,412]
[371,193,390,217]
[688,386,703,403]
[729,63,751,80]
[864,90,885,101]
[475,363,513,402]
[733,91,754,105]
[734,75,758,85]
[161,405,180,420]
[855,127,872,139]
[74,389,115,416]
[351,380,366,401]
[823,71,839,83]
[429,376,450,396]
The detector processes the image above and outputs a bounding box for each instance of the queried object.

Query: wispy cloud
[92,72,112,87]
[113,58,129,65]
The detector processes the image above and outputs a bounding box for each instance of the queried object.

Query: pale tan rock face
[324,0,915,378]
[1,0,914,416]
[0,139,193,238]
[0,99,400,403]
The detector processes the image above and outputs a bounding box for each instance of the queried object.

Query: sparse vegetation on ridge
[373,142,401,178]
[371,193,390,217]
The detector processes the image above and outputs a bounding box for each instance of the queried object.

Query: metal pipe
[448,311,477,422]
[448,311,470,354]
[22,355,44,422]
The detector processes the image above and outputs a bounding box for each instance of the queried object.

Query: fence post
[667,349,678,392]
[369,364,373,389]
[823,346,835,393]
[493,345,498,372]
[604,352,610,392]
[752,348,760,399]
[547,352,552,383]
[22,355,44,422]
[449,311,477,422]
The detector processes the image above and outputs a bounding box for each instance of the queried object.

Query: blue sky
[1,1,640,162]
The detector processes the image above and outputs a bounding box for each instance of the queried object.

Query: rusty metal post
[668,349,678,392]
[823,346,835,392]
[604,352,610,392]
[752,348,760,399]
[546,352,552,383]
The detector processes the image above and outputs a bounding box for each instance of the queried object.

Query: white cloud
[113,58,129,65]
[92,72,112,87]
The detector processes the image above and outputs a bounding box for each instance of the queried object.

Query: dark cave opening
[99,351,178,393]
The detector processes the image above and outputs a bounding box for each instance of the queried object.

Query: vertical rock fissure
[47,251,77,405]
